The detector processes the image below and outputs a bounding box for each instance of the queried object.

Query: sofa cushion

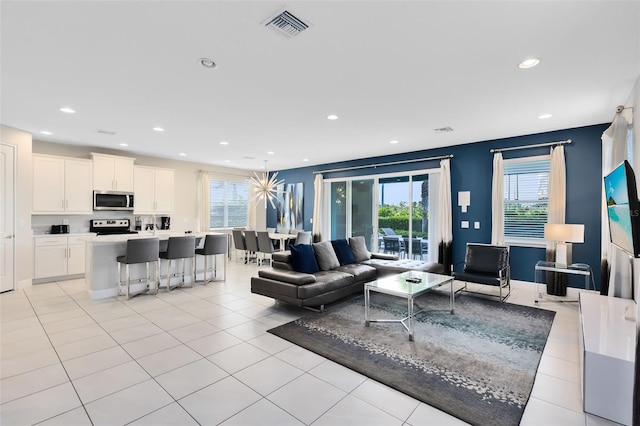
[297,271,354,299]
[313,241,340,270]
[349,236,371,262]
[290,244,319,274]
[258,268,316,285]
[331,239,356,265]
[335,263,377,282]
[362,258,445,276]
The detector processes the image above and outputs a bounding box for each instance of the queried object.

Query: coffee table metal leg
[450,278,454,314]
[364,286,370,326]
[408,296,414,341]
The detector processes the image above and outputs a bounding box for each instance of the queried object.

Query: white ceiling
[2,1,639,172]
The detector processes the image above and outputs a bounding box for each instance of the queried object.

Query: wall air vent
[434,127,454,132]
[263,10,310,39]
[96,129,116,135]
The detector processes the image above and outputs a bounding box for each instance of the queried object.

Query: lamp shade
[544,224,584,243]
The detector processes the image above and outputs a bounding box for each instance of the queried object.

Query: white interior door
[1,143,16,292]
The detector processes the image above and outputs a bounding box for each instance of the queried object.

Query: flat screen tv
[604,160,640,258]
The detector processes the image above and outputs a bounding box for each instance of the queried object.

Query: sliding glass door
[325,170,438,259]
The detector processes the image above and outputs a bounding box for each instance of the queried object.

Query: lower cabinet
[579,292,635,425]
[34,235,87,280]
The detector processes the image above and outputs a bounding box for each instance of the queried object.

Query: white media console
[579,292,636,425]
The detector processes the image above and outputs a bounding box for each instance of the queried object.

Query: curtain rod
[490,139,572,153]
[313,154,453,175]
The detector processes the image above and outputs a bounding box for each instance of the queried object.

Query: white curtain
[247,179,258,230]
[547,145,566,228]
[491,153,504,245]
[197,171,210,232]
[312,173,323,242]
[544,145,567,294]
[603,111,634,297]
[438,158,453,272]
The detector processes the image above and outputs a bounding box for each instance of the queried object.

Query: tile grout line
[22,282,96,426]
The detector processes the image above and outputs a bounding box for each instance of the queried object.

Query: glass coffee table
[364,270,454,341]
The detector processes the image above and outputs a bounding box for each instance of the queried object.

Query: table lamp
[544,224,585,267]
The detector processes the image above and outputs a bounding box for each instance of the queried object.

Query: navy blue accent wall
[269,123,606,289]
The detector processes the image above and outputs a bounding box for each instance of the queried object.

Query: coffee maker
[160,216,171,230]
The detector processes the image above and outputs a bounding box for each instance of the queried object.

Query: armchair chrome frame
[453,243,511,303]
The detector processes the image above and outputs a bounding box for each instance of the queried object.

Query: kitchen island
[84,231,229,299]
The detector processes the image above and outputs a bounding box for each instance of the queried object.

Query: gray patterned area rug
[268,291,555,426]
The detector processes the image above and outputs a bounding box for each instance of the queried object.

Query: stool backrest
[202,234,228,255]
[166,235,196,258]
[125,238,159,264]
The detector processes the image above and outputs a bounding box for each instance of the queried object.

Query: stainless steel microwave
[93,191,134,211]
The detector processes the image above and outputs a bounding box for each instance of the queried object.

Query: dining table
[268,232,296,251]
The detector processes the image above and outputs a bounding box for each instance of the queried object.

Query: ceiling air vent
[263,10,310,39]
[434,127,454,133]
[96,129,116,135]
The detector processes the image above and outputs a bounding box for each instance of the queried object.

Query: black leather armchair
[453,243,510,303]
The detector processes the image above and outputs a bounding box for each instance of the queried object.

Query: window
[209,179,249,228]
[503,156,550,240]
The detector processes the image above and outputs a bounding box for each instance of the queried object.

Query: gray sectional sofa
[250,236,444,311]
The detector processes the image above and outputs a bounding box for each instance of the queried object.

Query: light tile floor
[0,261,620,425]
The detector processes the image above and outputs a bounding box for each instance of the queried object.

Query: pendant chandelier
[250,160,284,208]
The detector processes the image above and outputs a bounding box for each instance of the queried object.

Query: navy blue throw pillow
[290,244,319,274]
[331,239,356,265]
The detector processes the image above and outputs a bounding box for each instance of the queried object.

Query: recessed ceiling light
[153,127,164,132]
[302,158,309,162]
[59,107,76,114]
[259,165,266,169]
[179,153,187,156]
[518,58,540,69]
[119,143,129,147]
[389,140,399,144]
[199,58,217,69]
[220,141,229,145]
[40,130,52,135]
[327,114,339,120]
[267,151,274,155]
[538,113,553,119]
[224,160,231,163]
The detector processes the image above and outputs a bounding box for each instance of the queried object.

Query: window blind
[503,158,550,239]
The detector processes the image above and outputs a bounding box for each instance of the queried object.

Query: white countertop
[83,231,225,243]
[33,233,96,238]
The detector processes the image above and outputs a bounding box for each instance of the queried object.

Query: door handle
[4,234,14,239]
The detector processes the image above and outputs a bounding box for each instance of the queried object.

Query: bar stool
[195,234,228,284]
[116,238,160,299]
[159,235,196,291]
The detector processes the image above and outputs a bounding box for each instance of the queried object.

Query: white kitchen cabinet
[91,153,135,191]
[34,235,89,280]
[32,155,93,214]
[134,166,174,214]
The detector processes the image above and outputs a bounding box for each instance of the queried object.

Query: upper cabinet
[91,153,135,192]
[133,166,174,214]
[33,155,93,214]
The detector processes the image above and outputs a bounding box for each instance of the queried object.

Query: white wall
[1,125,33,288]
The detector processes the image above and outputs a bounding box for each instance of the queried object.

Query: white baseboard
[17,279,32,290]
[89,287,118,300]
[510,278,599,298]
